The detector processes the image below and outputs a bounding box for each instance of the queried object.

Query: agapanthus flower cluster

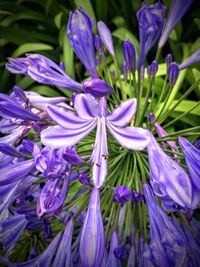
[0,1,200,266]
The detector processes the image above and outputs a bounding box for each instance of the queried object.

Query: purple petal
[46,104,94,128]
[178,136,200,192]
[107,121,150,150]
[83,78,114,98]
[91,117,108,188]
[52,220,74,267]
[179,47,200,70]
[97,21,115,56]
[0,159,35,186]
[74,93,99,119]
[41,120,96,148]
[107,99,137,127]
[25,91,66,109]
[106,231,121,267]
[147,133,193,209]
[0,143,24,158]
[80,188,105,267]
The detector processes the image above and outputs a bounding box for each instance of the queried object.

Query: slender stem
[158,78,200,123]
[138,76,154,126]
[155,84,171,121]
[163,101,200,129]
[154,75,168,113]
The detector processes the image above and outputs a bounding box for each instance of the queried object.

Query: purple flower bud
[137,2,165,68]
[113,245,127,261]
[114,186,131,204]
[168,62,179,86]
[122,61,128,81]
[97,21,115,56]
[83,78,114,98]
[0,143,23,158]
[147,112,155,123]
[179,47,200,70]
[165,54,173,66]
[79,172,90,185]
[132,189,143,203]
[80,188,105,267]
[159,0,193,48]
[147,60,158,77]
[63,147,84,166]
[95,35,104,55]
[122,40,136,73]
[67,8,98,78]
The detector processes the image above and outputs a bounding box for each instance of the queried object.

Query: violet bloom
[168,62,179,86]
[122,39,136,73]
[63,147,84,166]
[80,188,105,267]
[159,0,193,48]
[178,136,200,193]
[165,54,173,66]
[97,21,115,56]
[113,245,127,261]
[137,2,165,68]
[114,186,131,205]
[67,8,98,78]
[106,231,121,267]
[7,54,83,92]
[179,47,200,70]
[41,94,150,187]
[83,78,114,97]
[147,60,158,77]
[0,214,28,256]
[36,175,70,217]
[143,183,187,266]
[147,131,193,211]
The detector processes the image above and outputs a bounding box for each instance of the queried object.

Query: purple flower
[113,245,127,261]
[132,189,143,203]
[63,147,84,166]
[147,60,158,77]
[41,94,150,187]
[165,54,173,66]
[178,137,200,193]
[159,0,193,48]
[181,222,200,267]
[0,159,35,186]
[37,175,70,217]
[83,78,114,97]
[67,8,98,78]
[122,39,136,73]
[143,183,187,266]
[179,47,200,70]
[80,188,105,267]
[168,62,179,86]
[97,21,115,56]
[137,2,165,68]
[114,186,131,204]
[79,172,90,185]
[7,54,83,92]
[147,131,193,211]
[0,214,28,256]
[106,231,121,267]
[0,93,39,121]
[52,220,74,267]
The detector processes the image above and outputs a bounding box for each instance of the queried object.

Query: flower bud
[147,60,158,77]
[79,172,90,185]
[147,112,155,124]
[63,147,84,166]
[113,245,127,260]
[165,54,173,66]
[114,186,131,204]
[168,62,179,86]
[97,21,115,56]
[80,188,105,267]
[95,35,104,55]
[122,39,136,73]
[83,78,114,98]
[132,189,143,203]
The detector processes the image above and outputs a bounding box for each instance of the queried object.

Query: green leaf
[12,43,53,57]
[62,29,75,79]
[31,85,60,97]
